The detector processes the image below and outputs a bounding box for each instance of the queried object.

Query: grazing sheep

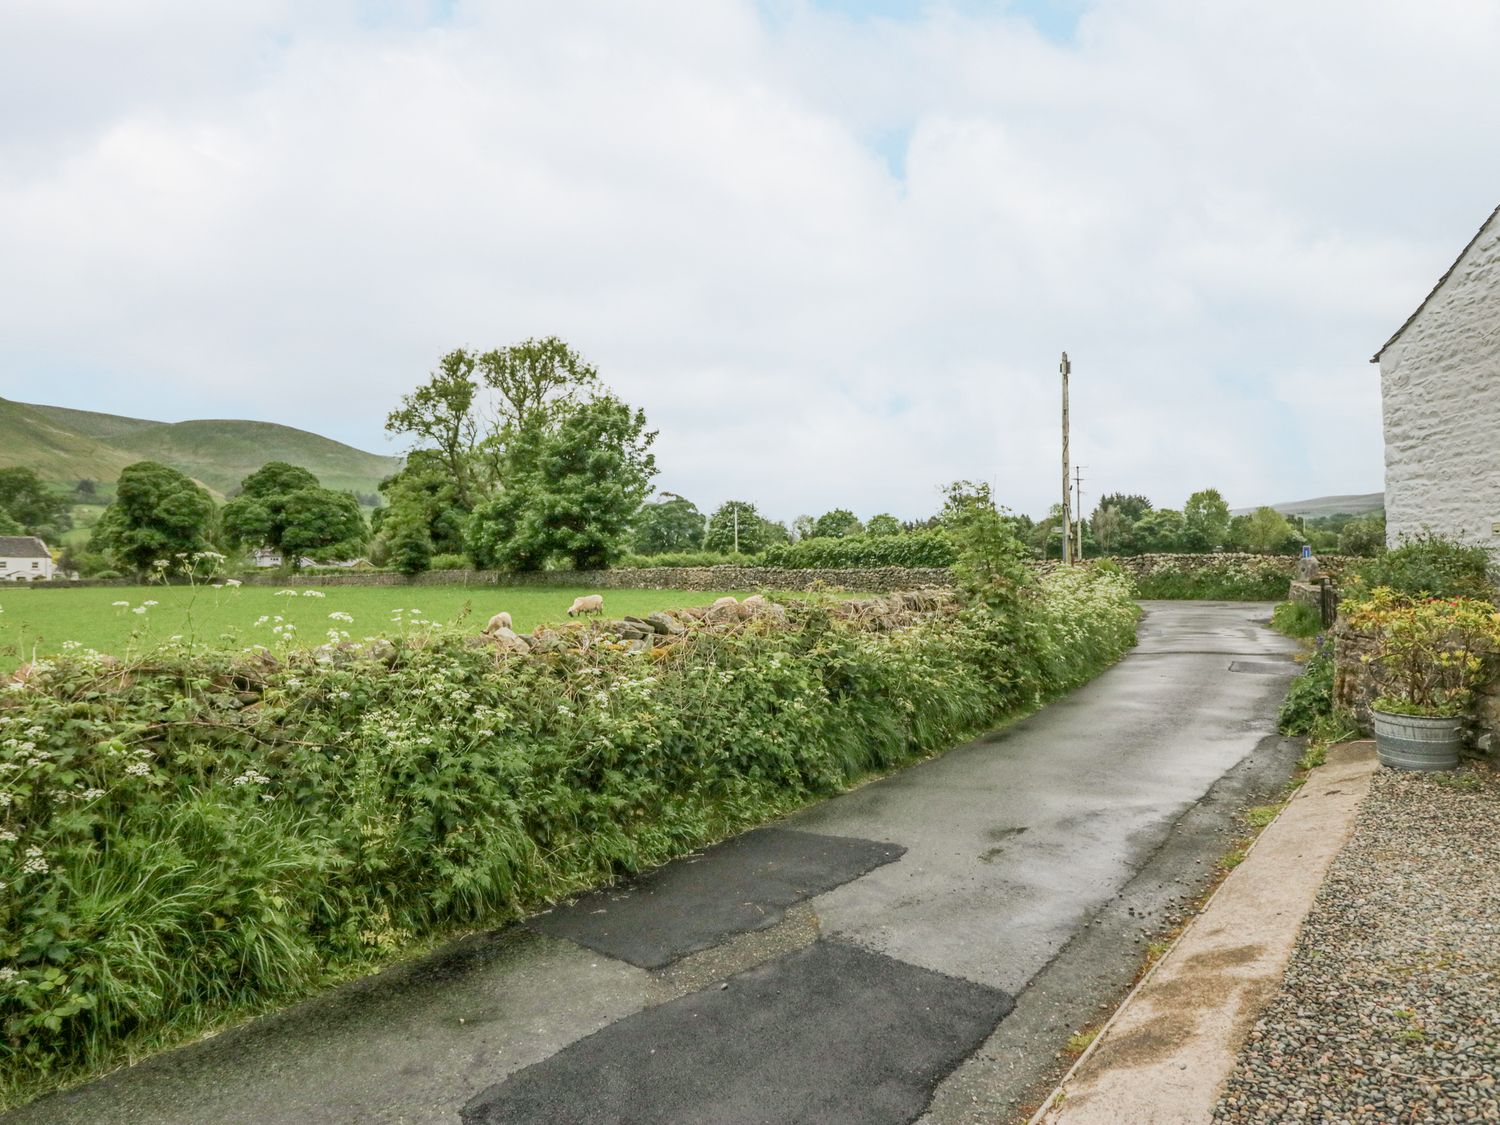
[567,594,604,618]
[712,596,739,608]
[482,611,513,635]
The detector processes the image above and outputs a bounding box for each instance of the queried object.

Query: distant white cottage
[1374,203,1500,551]
[0,536,55,581]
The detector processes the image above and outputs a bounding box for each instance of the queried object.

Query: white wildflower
[112,600,130,608]
[0,829,15,842]
[142,599,159,607]
[124,761,150,777]
[0,967,17,983]
[275,589,298,597]
[132,606,147,615]
[328,611,353,623]
[81,788,105,801]
[224,578,242,588]
[301,590,325,598]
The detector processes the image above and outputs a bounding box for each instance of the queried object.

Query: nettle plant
[1344,587,1500,717]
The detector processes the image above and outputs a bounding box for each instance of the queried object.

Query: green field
[0,585,763,672]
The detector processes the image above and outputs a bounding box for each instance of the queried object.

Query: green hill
[1232,492,1384,518]
[0,398,402,501]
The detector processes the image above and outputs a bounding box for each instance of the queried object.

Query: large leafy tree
[385,351,483,507]
[0,508,22,535]
[0,468,71,537]
[1239,506,1297,553]
[280,489,368,560]
[811,508,864,539]
[1182,488,1231,552]
[372,451,469,559]
[1096,492,1152,524]
[704,501,785,554]
[866,513,902,537]
[631,494,705,555]
[1133,508,1185,553]
[221,461,367,563]
[1090,505,1129,554]
[466,394,657,571]
[91,461,216,574]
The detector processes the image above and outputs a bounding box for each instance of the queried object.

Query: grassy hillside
[1233,492,1384,518]
[1,398,402,500]
[0,399,140,485]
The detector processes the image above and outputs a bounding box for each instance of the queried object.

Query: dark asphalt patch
[1228,660,1298,675]
[461,940,1014,1125]
[527,827,904,968]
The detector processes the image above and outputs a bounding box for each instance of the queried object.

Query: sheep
[481,611,513,635]
[567,594,604,618]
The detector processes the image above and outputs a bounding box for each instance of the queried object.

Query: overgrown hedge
[759,530,956,569]
[1127,555,1295,600]
[0,570,1137,1102]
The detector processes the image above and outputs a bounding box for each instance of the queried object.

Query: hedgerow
[0,572,1135,1102]
[759,530,956,569]
[1130,555,1291,600]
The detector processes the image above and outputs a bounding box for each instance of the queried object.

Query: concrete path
[7,602,1304,1125]
[1032,742,1378,1125]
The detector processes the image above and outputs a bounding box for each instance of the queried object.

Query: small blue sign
[1301,545,1312,559]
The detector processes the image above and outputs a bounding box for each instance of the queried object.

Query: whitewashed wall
[1378,209,1500,552]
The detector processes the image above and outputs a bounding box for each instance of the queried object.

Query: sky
[2,1,1497,523]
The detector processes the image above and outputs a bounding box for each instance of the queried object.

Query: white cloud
[1,0,1496,520]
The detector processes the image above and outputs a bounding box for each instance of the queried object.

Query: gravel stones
[1214,765,1500,1124]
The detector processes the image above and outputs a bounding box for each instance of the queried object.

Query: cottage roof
[1372,202,1500,363]
[0,536,50,559]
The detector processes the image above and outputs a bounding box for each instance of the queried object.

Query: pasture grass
[0,584,775,672]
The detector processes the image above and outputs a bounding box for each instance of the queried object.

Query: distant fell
[0,397,402,500]
[1231,492,1384,518]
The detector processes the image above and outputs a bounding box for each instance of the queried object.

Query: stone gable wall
[1378,209,1500,552]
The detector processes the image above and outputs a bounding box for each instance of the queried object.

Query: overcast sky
[2,1,1497,521]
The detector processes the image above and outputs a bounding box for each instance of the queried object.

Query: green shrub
[1346,533,1493,601]
[1278,640,1335,734]
[1270,601,1322,638]
[0,576,1137,1099]
[613,550,759,569]
[427,553,470,571]
[760,529,955,569]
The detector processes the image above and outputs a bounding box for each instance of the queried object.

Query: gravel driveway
[1214,761,1500,1124]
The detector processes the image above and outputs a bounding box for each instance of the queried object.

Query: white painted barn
[0,536,55,581]
[1374,203,1500,551]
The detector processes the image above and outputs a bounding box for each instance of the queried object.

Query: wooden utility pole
[1060,352,1072,564]
[1075,465,1085,561]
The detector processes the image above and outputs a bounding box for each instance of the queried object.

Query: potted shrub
[1344,588,1500,770]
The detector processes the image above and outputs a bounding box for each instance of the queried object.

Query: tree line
[5,338,1386,579]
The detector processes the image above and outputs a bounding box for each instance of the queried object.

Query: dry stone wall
[246,565,953,593]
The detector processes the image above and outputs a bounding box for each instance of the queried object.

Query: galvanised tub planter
[1371,709,1463,771]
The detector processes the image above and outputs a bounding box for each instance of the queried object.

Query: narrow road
[11,602,1304,1125]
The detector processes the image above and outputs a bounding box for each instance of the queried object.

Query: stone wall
[244,565,953,593]
[1378,206,1500,552]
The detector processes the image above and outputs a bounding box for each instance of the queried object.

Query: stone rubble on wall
[463,590,959,660]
